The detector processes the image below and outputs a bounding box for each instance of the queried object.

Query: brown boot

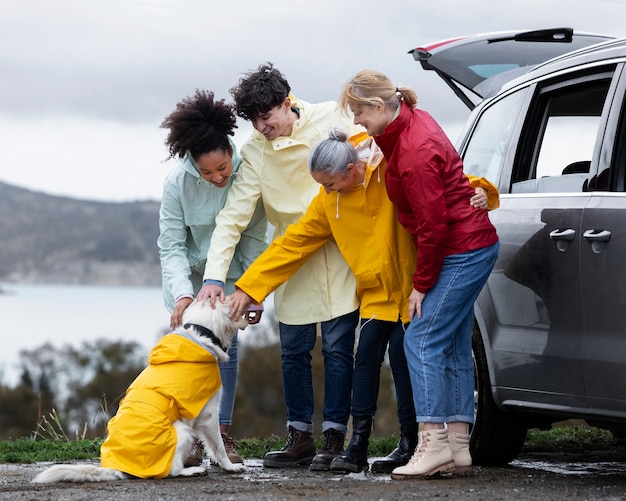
[221,433,243,464]
[263,425,316,468]
[310,428,345,471]
[184,436,204,467]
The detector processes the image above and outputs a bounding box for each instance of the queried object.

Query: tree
[12,339,147,439]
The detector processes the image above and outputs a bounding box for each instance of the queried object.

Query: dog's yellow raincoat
[100,332,221,478]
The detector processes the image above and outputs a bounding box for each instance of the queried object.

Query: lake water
[0,283,170,386]
[0,283,277,387]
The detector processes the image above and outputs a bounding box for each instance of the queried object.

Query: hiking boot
[448,432,473,477]
[310,428,345,471]
[391,429,455,480]
[329,416,372,473]
[184,435,204,467]
[371,424,418,474]
[222,433,243,464]
[263,425,316,468]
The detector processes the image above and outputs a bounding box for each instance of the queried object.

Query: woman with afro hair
[158,89,268,465]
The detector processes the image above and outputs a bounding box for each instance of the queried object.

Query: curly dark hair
[229,62,291,122]
[161,89,237,161]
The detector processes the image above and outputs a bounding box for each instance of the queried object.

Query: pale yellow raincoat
[100,332,221,478]
[203,96,362,324]
[235,132,498,323]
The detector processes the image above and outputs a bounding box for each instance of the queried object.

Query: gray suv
[410,28,626,465]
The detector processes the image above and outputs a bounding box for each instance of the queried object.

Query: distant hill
[0,181,162,286]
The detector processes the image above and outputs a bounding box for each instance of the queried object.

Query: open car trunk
[409,27,614,109]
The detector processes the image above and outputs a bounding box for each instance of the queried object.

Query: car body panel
[469,49,626,421]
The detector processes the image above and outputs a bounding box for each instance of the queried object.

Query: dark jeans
[279,309,359,434]
[351,318,415,426]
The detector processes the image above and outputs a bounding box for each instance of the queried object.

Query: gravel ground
[3,450,626,500]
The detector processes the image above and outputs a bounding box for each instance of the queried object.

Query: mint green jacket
[158,139,267,312]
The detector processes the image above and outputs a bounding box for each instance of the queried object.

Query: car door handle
[582,229,611,242]
[549,228,576,241]
[549,228,576,252]
[583,229,611,254]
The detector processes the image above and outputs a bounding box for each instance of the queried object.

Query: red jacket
[375,103,498,293]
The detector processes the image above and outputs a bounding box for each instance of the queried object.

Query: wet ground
[3,449,626,501]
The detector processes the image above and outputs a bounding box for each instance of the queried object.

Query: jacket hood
[148,331,217,366]
[334,132,384,219]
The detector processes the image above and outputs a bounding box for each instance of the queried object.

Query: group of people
[157,62,499,479]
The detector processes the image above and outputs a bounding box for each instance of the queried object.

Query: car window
[462,89,527,183]
[511,74,614,193]
[535,116,599,178]
[604,67,626,192]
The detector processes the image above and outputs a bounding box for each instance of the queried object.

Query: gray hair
[309,127,358,176]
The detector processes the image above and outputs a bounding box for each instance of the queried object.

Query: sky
[2,0,626,202]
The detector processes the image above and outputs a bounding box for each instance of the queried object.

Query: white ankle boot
[391,429,455,480]
[448,432,473,477]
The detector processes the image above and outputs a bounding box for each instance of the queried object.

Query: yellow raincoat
[235,132,498,323]
[100,332,221,478]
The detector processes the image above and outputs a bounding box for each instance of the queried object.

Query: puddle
[512,458,626,476]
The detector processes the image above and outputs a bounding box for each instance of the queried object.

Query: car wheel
[470,320,528,465]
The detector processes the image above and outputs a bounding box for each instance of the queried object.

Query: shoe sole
[390,461,455,480]
[330,467,368,474]
[309,463,331,472]
[329,463,369,474]
[263,455,315,468]
[451,466,474,477]
[370,464,399,474]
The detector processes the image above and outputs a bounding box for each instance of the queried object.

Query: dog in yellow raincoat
[33,299,247,483]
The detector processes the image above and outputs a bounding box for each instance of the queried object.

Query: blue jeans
[351,318,415,426]
[405,242,499,424]
[279,309,359,435]
[218,333,238,426]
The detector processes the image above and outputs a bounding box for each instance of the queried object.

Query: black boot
[370,423,418,473]
[329,416,372,473]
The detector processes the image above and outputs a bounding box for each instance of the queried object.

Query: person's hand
[170,296,193,329]
[196,284,225,308]
[470,187,488,209]
[227,290,253,321]
[409,288,426,321]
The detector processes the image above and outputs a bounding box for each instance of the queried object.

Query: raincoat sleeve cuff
[202,279,225,287]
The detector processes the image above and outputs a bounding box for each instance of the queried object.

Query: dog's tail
[32,464,127,483]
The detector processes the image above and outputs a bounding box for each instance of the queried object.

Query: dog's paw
[178,466,207,477]
[223,463,245,473]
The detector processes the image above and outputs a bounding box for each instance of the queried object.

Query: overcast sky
[2,0,626,202]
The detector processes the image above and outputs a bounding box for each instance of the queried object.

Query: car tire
[470,320,528,465]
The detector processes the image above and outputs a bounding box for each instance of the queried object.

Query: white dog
[33,299,247,483]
